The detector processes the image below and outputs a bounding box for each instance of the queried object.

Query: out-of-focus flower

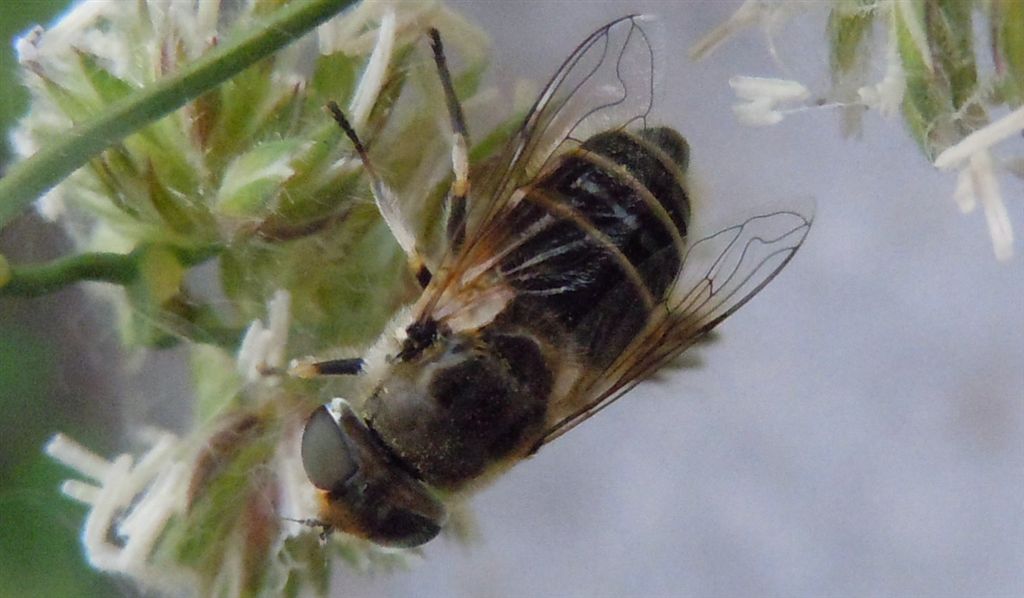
[45,431,196,593]
[689,0,810,62]
[935,108,1024,261]
[697,0,1023,261]
[729,76,811,126]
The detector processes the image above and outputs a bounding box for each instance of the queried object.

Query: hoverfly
[295,15,811,548]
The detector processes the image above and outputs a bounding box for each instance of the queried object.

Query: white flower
[237,289,292,382]
[346,9,396,132]
[45,431,197,593]
[728,76,811,126]
[934,107,1024,172]
[947,150,1015,261]
[934,107,1024,261]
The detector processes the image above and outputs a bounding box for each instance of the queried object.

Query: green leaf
[932,0,981,119]
[146,163,212,237]
[895,0,949,157]
[828,0,877,77]
[204,59,277,169]
[995,0,1024,105]
[36,74,99,122]
[76,50,135,104]
[309,50,358,109]
[216,139,304,217]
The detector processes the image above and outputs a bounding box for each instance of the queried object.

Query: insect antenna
[325,101,432,288]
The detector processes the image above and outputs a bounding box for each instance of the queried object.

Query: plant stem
[2,251,138,296]
[1,245,219,297]
[0,0,355,231]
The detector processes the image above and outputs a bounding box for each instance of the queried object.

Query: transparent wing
[534,209,812,449]
[467,14,659,241]
[422,15,660,316]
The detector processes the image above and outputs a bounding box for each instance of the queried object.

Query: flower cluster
[13,0,505,595]
[695,0,1023,261]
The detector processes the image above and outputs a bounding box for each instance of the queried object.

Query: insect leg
[427,28,471,252]
[325,101,432,288]
[289,356,365,378]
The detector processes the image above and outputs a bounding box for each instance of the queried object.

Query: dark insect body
[297,15,811,548]
[364,127,691,492]
[498,128,691,365]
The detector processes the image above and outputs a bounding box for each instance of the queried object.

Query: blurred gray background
[1,1,1021,597]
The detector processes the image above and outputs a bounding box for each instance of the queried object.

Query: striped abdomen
[363,129,691,489]
[496,127,691,367]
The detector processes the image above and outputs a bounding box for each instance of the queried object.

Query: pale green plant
[2,0,506,595]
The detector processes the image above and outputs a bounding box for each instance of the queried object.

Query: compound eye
[301,405,356,491]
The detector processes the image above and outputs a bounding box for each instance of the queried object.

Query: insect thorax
[363,325,553,490]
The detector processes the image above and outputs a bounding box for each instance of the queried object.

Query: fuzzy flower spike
[15,0,510,595]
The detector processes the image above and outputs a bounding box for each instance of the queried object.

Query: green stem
[2,251,137,296]
[0,0,355,231]
[1,245,219,297]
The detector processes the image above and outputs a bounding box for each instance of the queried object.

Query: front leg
[289,356,364,379]
[325,102,433,289]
